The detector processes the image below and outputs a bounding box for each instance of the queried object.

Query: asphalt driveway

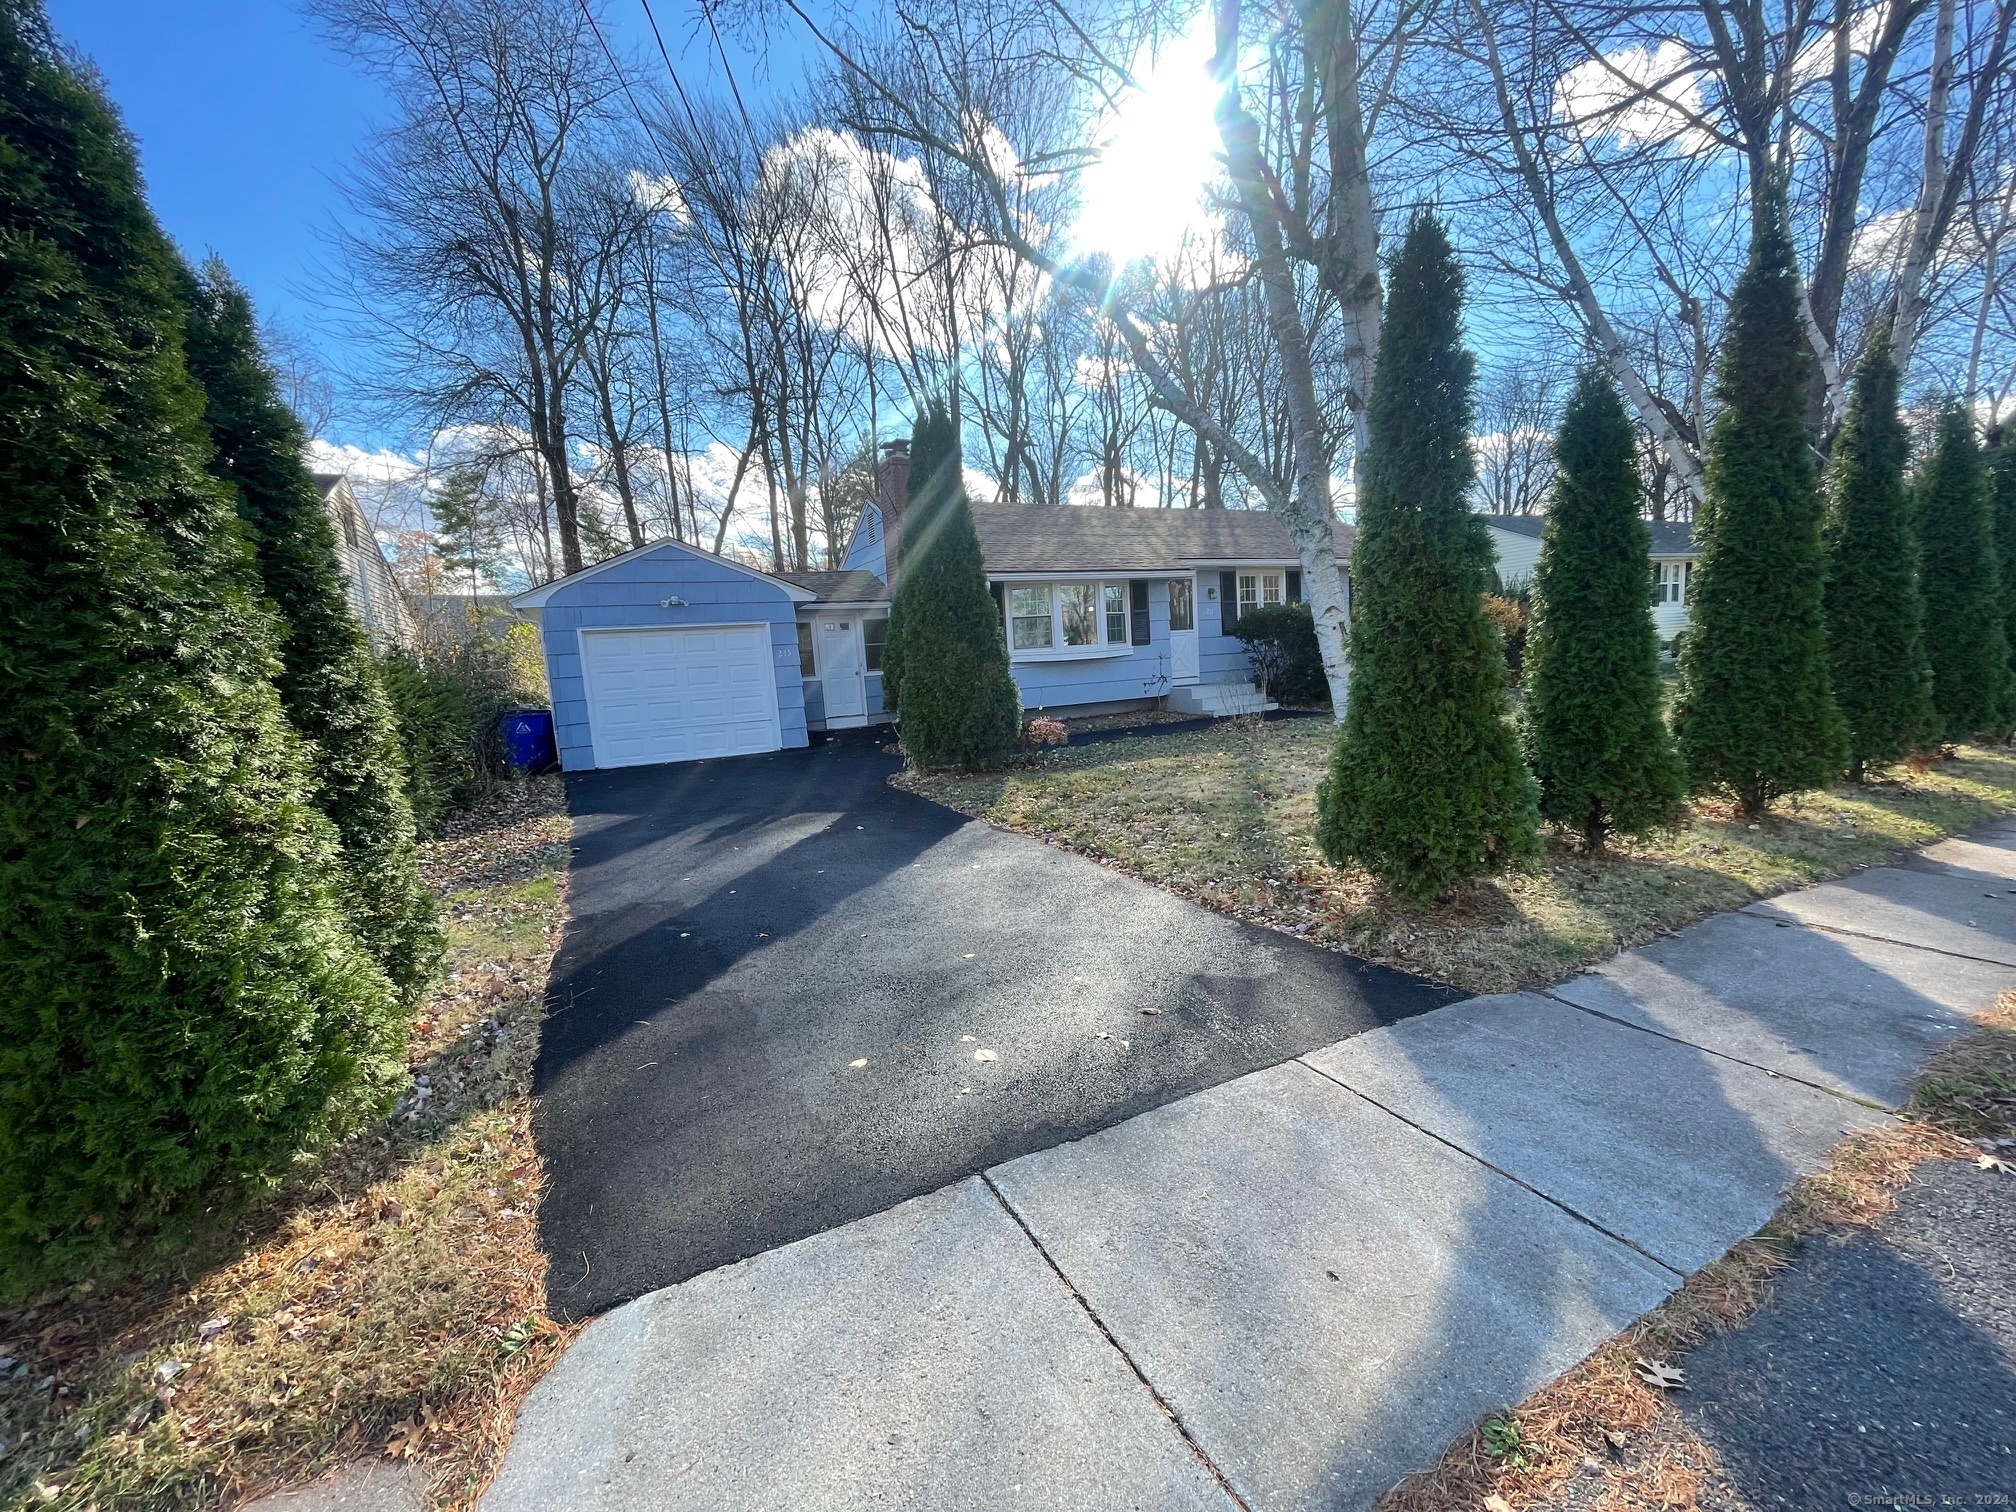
[535,730,1462,1318]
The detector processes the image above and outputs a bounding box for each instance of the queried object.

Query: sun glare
[1073,9,1224,267]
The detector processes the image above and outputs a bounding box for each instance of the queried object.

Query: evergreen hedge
[1315,213,1539,903]
[880,400,1022,769]
[0,1,403,1290]
[1820,327,1936,777]
[1915,402,2012,742]
[1992,438,2016,720]
[1674,200,1847,813]
[1523,369,1686,848]
[179,259,441,999]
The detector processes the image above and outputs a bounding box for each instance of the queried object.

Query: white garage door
[580,625,782,768]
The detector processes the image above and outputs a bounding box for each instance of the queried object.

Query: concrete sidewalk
[477,820,2016,1512]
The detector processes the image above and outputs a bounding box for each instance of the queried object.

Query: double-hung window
[1652,561,1692,605]
[1236,571,1284,618]
[1105,584,1130,645]
[1010,586,1054,650]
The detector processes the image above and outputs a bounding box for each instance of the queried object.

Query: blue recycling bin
[499,708,557,773]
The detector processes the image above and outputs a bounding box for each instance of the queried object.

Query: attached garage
[578,625,781,768]
[512,542,815,772]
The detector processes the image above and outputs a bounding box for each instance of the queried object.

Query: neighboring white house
[1483,513,1700,642]
[314,473,418,650]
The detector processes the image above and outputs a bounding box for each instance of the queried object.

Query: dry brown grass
[0,780,574,1512]
[1375,993,2016,1512]
[896,722,2016,992]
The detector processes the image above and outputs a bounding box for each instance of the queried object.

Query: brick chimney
[874,439,911,526]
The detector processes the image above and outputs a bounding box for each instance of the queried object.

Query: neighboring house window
[862,616,888,672]
[797,621,817,676]
[1104,584,1129,645]
[1652,561,1692,605]
[342,508,359,549]
[1169,578,1195,632]
[1011,586,1054,649]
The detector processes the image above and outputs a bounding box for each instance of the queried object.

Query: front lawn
[896,719,2016,993]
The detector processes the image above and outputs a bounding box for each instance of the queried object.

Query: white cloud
[628,169,690,227]
[1553,39,1718,155]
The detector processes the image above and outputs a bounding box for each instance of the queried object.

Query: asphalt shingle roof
[778,569,891,605]
[963,502,1354,574]
[1483,511,1699,558]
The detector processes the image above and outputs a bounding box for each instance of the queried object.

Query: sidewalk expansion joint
[1748,911,2016,972]
[1291,1059,1687,1281]
[978,1171,1255,1512]
[1533,989,1895,1114]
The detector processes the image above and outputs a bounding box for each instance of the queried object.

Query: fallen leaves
[972,1048,999,1063]
[1977,1152,2013,1174]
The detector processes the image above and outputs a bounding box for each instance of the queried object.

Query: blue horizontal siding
[842,505,889,579]
[534,542,807,770]
[1005,577,1253,712]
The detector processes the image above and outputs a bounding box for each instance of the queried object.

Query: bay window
[998,580,1150,657]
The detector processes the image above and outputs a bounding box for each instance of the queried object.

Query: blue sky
[48,1,806,451]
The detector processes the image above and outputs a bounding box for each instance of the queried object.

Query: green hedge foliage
[1821,327,1937,776]
[1230,602,1329,705]
[1676,200,1847,813]
[1522,370,1686,848]
[881,399,1022,770]
[1916,403,2013,743]
[179,258,442,999]
[1315,213,1539,904]
[0,0,402,1291]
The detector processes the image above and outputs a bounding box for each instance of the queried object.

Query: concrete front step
[1167,681,1277,717]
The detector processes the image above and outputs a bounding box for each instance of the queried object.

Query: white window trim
[1002,580,1141,662]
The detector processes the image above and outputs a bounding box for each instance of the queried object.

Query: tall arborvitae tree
[1821,328,1937,778]
[1991,436,2016,720]
[880,400,1021,769]
[0,1,403,1288]
[1523,369,1686,849]
[1915,403,2012,742]
[1675,200,1847,814]
[1315,213,1538,903]
[179,259,442,1000]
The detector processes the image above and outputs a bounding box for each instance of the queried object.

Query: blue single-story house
[512,444,1354,771]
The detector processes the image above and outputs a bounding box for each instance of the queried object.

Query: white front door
[580,625,782,768]
[1168,575,1199,684]
[819,617,866,722]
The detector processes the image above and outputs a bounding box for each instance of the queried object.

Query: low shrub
[1230,602,1329,705]
[380,624,545,833]
[1024,717,1068,747]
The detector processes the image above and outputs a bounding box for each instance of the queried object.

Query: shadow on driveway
[534,732,1463,1318]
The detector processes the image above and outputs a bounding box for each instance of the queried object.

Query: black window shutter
[1129,580,1151,645]
[1219,570,1238,629]
[989,581,1006,640]
[1286,569,1302,604]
